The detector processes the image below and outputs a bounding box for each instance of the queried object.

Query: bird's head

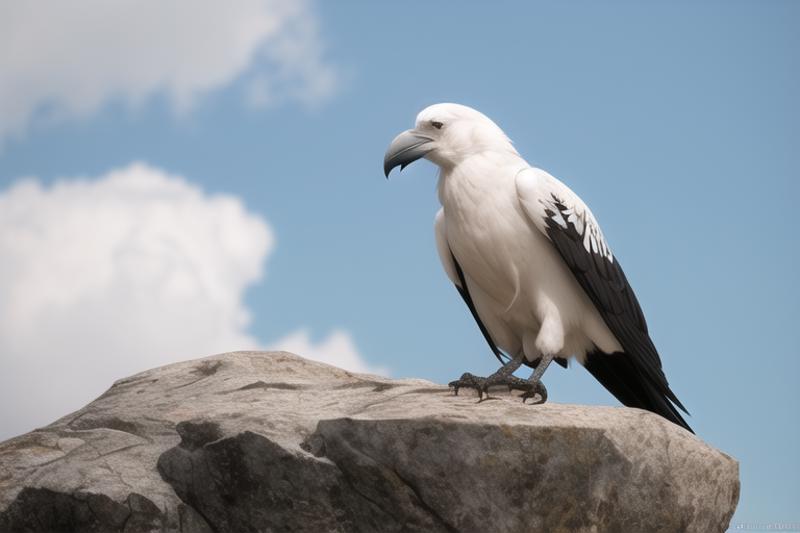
[383,103,517,178]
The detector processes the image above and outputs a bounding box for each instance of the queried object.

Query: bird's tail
[583,350,693,434]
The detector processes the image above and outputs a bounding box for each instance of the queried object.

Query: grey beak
[383,130,435,178]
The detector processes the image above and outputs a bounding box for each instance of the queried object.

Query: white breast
[438,155,621,361]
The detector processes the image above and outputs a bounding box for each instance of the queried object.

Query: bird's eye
[431,120,444,130]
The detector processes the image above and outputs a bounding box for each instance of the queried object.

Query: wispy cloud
[0,0,338,144]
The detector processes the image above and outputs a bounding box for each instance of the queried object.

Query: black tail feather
[584,350,693,434]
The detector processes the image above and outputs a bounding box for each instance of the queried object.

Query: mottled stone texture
[0,351,739,532]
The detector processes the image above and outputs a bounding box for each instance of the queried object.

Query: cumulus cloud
[269,329,388,376]
[0,0,338,143]
[0,163,377,440]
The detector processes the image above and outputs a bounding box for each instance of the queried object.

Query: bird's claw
[449,372,547,405]
[449,372,487,400]
[520,381,548,404]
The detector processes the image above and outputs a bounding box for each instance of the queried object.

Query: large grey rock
[0,351,739,532]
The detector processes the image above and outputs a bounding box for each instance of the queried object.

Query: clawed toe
[448,372,488,400]
[520,381,548,404]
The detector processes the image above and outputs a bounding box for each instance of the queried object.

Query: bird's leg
[479,352,529,396]
[448,352,530,400]
[519,352,554,404]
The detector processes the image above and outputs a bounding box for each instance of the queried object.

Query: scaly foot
[449,372,545,402]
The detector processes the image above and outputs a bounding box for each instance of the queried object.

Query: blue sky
[0,1,797,527]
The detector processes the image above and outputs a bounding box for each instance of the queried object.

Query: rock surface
[0,351,739,532]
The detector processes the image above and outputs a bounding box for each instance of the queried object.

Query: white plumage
[384,102,692,432]
[435,157,622,366]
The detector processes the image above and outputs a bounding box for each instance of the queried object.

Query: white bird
[384,103,692,432]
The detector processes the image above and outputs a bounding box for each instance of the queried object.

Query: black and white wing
[516,168,692,432]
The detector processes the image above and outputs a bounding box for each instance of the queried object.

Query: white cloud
[269,329,388,376]
[0,0,338,143]
[0,163,271,437]
[0,163,378,440]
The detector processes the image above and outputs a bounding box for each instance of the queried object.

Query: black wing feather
[584,350,690,432]
[542,198,693,433]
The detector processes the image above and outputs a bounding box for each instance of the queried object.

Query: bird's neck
[437,151,528,206]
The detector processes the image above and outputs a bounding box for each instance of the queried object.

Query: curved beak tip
[383,161,394,179]
[383,162,408,179]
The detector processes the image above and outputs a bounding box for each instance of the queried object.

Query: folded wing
[515,168,692,432]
